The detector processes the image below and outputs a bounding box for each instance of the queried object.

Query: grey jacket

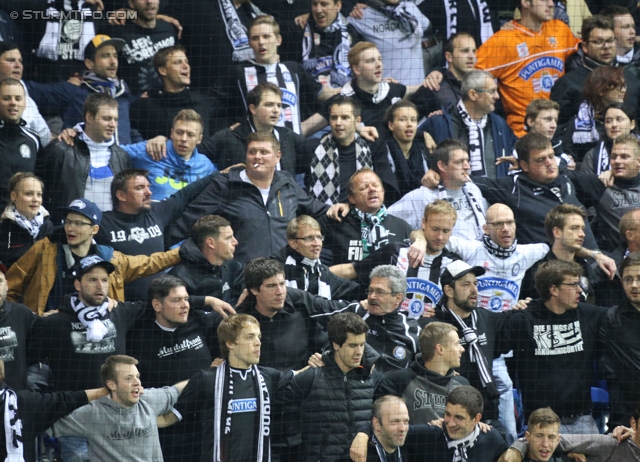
[52,386,179,462]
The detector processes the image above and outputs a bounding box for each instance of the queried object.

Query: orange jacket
[477,19,580,137]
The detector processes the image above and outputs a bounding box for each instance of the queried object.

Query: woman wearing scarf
[0,173,54,267]
[559,66,627,165]
[581,103,639,175]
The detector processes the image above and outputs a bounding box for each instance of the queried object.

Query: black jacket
[0,383,88,462]
[600,298,640,428]
[198,118,308,177]
[235,287,336,371]
[0,120,40,200]
[38,138,131,221]
[169,237,245,305]
[0,212,54,267]
[166,168,330,262]
[272,245,362,300]
[410,68,462,119]
[320,210,412,265]
[130,86,225,140]
[474,173,597,247]
[296,349,381,462]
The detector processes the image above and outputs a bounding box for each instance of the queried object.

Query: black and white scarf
[214,361,271,462]
[445,423,480,462]
[457,100,488,177]
[342,81,391,104]
[310,133,372,205]
[572,101,600,145]
[444,0,493,43]
[482,234,516,259]
[372,434,402,462]
[437,184,486,240]
[11,206,45,240]
[353,205,389,258]
[219,0,264,63]
[441,306,499,399]
[82,71,127,99]
[375,1,419,41]
[0,387,23,462]
[302,14,352,88]
[595,141,611,175]
[242,63,301,134]
[36,1,95,61]
[284,249,331,300]
[70,294,110,342]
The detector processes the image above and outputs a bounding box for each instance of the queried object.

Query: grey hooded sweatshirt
[52,386,179,461]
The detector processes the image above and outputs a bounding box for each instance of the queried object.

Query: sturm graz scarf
[445,423,480,461]
[214,361,271,462]
[302,13,352,88]
[219,0,264,63]
[482,234,516,259]
[0,387,23,462]
[457,100,488,176]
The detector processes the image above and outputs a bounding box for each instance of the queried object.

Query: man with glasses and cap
[6,198,180,316]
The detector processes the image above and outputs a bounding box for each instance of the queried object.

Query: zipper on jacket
[278,191,283,216]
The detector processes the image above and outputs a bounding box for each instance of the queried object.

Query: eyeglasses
[486,220,516,228]
[294,235,324,243]
[475,88,498,95]
[622,277,640,285]
[588,38,616,47]
[64,220,93,227]
[559,282,582,289]
[366,288,396,296]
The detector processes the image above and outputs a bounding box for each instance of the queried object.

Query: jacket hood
[409,354,459,385]
[179,237,213,267]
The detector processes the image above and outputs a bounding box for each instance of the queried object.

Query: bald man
[416,202,549,443]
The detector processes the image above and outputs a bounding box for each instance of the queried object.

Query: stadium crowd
[0,0,640,460]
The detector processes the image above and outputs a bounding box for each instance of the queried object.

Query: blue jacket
[25,79,135,144]
[418,104,517,178]
[123,140,216,200]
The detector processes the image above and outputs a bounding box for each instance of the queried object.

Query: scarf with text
[457,100,488,177]
[482,233,516,259]
[572,101,600,145]
[242,63,301,133]
[1,388,23,462]
[441,306,499,399]
[70,294,110,342]
[81,71,126,99]
[445,423,480,461]
[214,361,271,462]
[302,13,352,87]
[444,0,493,43]
[369,0,419,41]
[219,0,264,63]
[310,133,372,204]
[36,1,95,62]
[353,205,389,258]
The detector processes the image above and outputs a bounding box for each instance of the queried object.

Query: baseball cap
[59,198,102,225]
[84,34,125,60]
[440,260,486,288]
[71,255,116,280]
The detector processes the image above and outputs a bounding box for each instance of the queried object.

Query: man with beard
[367,396,410,461]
